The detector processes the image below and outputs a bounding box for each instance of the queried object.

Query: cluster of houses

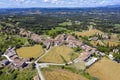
[2,47,29,69]
[20,28,83,49]
[19,28,105,67]
[43,34,83,49]
[77,50,100,67]
[53,34,106,66]
[89,33,109,41]
[19,28,43,43]
[73,44,104,66]
[43,34,105,66]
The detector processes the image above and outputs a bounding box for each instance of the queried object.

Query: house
[75,40,83,47]
[95,51,105,56]
[10,55,19,61]
[102,34,109,39]
[68,41,77,47]
[66,35,76,41]
[80,52,91,61]
[4,47,16,58]
[43,39,53,49]
[66,35,82,47]
[81,45,93,52]
[54,40,61,46]
[22,58,30,62]
[53,34,68,46]
[109,54,114,60]
[20,28,43,43]
[12,59,27,68]
[55,34,67,42]
[0,59,10,66]
[89,48,96,54]
[85,57,98,66]
[19,28,32,37]
[30,33,42,43]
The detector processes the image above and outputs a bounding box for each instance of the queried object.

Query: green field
[39,46,79,64]
[59,21,72,26]
[16,45,44,59]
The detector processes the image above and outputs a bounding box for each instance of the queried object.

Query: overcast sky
[0,0,120,8]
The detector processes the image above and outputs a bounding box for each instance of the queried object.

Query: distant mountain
[0,5,120,15]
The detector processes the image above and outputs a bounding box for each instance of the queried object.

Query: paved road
[36,64,45,80]
[35,49,49,63]
[2,55,13,62]
[38,63,65,68]
[34,49,50,80]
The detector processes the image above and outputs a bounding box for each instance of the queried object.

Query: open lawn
[16,45,44,59]
[87,58,120,80]
[42,66,88,80]
[39,46,79,64]
[76,29,104,37]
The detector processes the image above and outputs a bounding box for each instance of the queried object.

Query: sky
[0,0,120,8]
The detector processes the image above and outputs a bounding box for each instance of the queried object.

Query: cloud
[43,0,77,5]
[24,0,36,4]
[0,0,119,8]
[43,0,49,2]
[43,0,59,4]
[14,0,25,3]
[11,0,36,4]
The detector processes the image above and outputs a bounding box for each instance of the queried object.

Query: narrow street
[34,49,50,80]
[36,64,45,80]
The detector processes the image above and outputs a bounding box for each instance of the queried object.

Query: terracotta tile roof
[80,52,91,61]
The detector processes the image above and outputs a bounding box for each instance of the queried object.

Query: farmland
[90,40,105,46]
[90,40,120,47]
[39,46,79,64]
[76,29,104,37]
[41,66,88,80]
[87,58,120,80]
[103,40,119,47]
[16,45,44,59]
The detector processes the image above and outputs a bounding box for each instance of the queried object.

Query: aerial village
[0,28,119,80]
